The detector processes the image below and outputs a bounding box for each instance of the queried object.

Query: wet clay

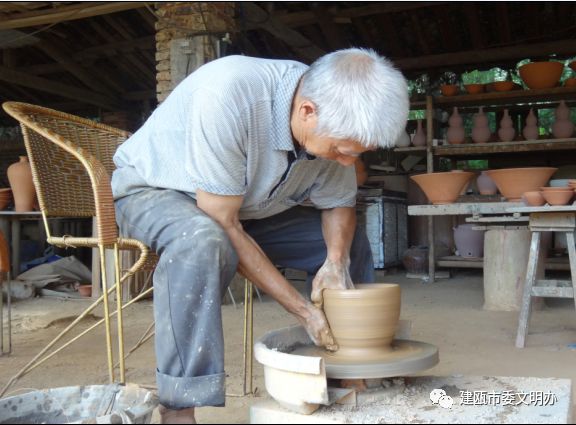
[323,284,401,359]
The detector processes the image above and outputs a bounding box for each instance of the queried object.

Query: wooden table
[506,204,576,348]
[408,202,524,283]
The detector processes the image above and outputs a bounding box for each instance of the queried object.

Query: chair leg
[242,279,254,396]
[516,231,541,348]
[113,244,126,383]
[566,232,576,309]
[99,244,116,382]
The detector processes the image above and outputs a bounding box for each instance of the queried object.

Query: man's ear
[297,99,317,122]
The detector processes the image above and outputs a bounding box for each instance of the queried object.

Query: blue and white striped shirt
[112,55,357,220]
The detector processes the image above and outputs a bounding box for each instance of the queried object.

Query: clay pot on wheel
[323,284,401,358]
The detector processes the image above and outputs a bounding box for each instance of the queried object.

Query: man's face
[291,97,374,166]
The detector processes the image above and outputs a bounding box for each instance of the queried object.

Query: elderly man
[112,47,408,423]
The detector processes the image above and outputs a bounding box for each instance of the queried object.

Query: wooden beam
[0,65,123,110]
[377,14,403,57]
[36,39,118,97]
[0,2,149,30]
[241,2,326,62]
[496,3,511,45]
[313,6,347,51]
[394,39,576,71]
[276,2,445,28]
[410,12,431,55]
[464,3,483,49]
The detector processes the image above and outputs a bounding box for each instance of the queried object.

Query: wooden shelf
[434,86,576,109]
[437,255,570,271]
[433,138,576,157]
[394,146,427,153]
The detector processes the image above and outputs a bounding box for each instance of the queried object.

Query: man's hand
[311,258,355,308]
[296,301,339,352]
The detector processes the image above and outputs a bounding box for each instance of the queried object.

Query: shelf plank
[393,146,427,153]
[436,255,570,271]
[408,201,523,216]
[434,138,576,156]
[434,86,576,108]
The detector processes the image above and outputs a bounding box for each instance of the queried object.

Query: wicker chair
[1,102,158,395]
[1,102,256,397]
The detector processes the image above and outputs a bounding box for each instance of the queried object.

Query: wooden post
[425,95,436,283]
[155,2,236,103]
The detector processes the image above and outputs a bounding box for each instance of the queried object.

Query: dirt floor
[1,269,575,423]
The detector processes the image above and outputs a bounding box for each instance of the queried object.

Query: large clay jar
[522,108,539,141]
[476,171,498,195]
[323,284,401,358]
[7,156,37,212]
[411,120,426,147]
[453,224,485,258]
[446,107,465,145]
[497,109,516,142]
[552,100,574,139]
[402,246,428,274]
[471,107,491,143]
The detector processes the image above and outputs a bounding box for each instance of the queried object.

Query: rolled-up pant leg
[115,189,238,409]
[242,206,375,295]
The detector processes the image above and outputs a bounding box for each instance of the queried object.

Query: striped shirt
[112,55,357,220]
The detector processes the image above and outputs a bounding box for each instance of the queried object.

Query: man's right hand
[296,301,338,352]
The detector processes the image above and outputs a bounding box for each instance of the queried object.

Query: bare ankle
[159,405,196,424]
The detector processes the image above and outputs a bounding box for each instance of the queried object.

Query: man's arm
[196,189,337,350]
[311,207,357,306]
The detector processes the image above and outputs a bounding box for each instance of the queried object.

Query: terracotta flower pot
[411,171,475,205]
[519,61,564,89]
[485,167,558,201]
[440,84,459,96]
[541,190,574,206]
[569,61,576,73]
[323,284,401,358]
[522,191,545,207]
[492,81,515,92]
[564,78,576,88]
[464,84,485,94]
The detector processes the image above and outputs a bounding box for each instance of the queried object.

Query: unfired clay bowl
[485,167,557,201]
[541,190,574,206]
[522,191,545,207]
[411,171,475,205]
[323,284,401,359]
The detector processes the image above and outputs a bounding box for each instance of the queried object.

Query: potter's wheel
[290,339,439,379]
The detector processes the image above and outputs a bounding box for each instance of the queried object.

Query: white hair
[298,48,409,149]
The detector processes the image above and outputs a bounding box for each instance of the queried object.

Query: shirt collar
[271,64,307,152]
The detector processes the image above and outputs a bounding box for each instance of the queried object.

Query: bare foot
[159,405,196,424]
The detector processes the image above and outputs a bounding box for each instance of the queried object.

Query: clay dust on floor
[1,269,575,424]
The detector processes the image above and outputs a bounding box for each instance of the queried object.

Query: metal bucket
[0,383,158,424]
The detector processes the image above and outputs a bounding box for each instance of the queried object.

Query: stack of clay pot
[485,167,557,201]
[536,186,575,206]
[411,170,475,205]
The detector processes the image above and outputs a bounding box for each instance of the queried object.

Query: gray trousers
[114,188,374,409]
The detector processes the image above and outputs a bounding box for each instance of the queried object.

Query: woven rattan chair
[1,102,158,395]
[1,102,257,398]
